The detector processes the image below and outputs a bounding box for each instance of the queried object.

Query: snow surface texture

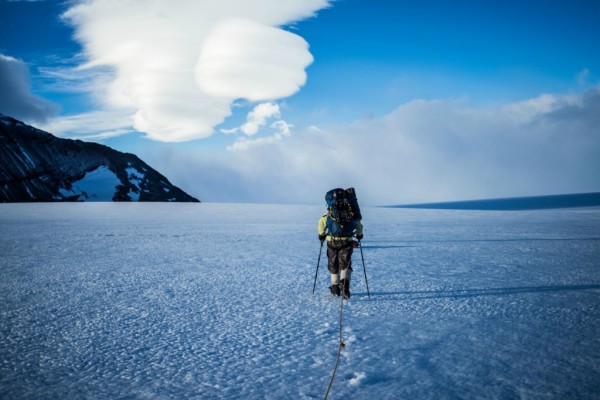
[0,204,599,399]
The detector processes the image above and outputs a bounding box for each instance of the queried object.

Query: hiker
[318,188,363,299]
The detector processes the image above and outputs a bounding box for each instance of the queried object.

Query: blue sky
[1,0,599,204]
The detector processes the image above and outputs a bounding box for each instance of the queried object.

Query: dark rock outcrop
[0,114,199,202]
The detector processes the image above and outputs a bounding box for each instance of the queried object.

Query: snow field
[1,203,599,399]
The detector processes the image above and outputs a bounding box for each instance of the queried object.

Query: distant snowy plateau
[1,203,599,399]
[0,114,198,202]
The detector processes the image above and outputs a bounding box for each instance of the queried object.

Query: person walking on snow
[318,188,363,299]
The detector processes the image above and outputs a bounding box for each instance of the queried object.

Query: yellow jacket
[318,214,363,241]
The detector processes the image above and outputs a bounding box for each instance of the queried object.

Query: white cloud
[37,64,114,94]
[226,121,292,152]
[220,101,294,151]
[220,127,240,135]
[501,92,582,122]
[148,86,600,205]
[38,109,136,140]
[240,102,281,136]
[0,54,59,123]
[271,120,293,135]
[226,132,288,152]
[195,18,313,101]
[53,0,329,142]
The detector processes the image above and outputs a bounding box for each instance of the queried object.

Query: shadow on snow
[352,284,600,301]
[368,238,600,245]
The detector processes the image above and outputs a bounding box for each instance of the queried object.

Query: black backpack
[325,187,362,236]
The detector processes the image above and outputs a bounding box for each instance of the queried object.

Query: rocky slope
[0,114,199,202]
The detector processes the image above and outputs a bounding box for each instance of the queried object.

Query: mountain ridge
[0,114,199,203]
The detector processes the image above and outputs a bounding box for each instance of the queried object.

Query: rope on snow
[324,291,346,400]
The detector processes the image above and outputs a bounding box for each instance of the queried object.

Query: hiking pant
[327,240,353,275]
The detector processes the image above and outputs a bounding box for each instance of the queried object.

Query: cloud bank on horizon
[152,85,600,205]
[47,0,328,142]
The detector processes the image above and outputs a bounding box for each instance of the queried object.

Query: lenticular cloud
[62,0,328,142]
[195,18,313,101]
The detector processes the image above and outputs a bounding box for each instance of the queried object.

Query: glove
[318,234,326,243]
[356,234,363,241]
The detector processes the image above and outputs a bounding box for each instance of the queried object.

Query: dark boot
[330,284,341,297]
[340,279,350,299]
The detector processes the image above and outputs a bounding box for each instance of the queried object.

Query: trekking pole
[358,240,371,299]
[312,240,324,295]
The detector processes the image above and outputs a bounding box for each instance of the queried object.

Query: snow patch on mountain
[125,165,145,201]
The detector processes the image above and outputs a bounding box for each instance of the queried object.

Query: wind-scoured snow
[0,203,599,399]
